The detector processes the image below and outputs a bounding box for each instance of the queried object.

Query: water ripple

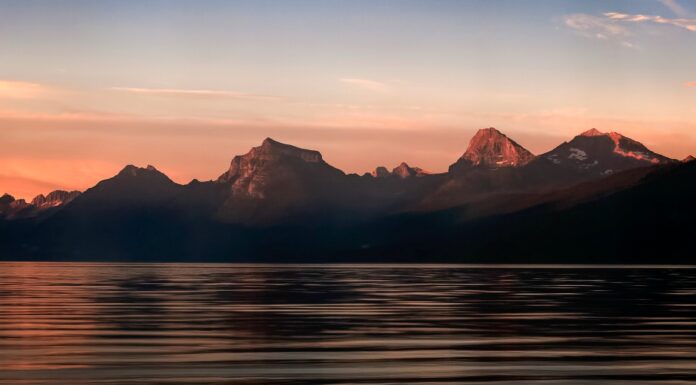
[1,263,696,384]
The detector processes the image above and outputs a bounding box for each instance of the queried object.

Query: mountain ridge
[2,128,678,203]
[1,127,691,263]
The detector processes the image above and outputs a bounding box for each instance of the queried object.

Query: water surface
[1,263,696,384]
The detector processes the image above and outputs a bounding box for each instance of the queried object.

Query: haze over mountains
[1,127,694,263]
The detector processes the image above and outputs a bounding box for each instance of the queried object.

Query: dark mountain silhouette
[370,162,428,179]
[338,161,696,264]
[1,128,690,263]
[370,166,391,178]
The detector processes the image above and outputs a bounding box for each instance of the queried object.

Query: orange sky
[1,1,696,199]
[3,109,695,200]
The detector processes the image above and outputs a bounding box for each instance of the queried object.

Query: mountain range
[1,127,694,263]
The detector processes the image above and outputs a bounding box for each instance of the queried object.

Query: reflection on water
[1,263,696,384]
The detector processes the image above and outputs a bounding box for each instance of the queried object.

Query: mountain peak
[480,127,503,135]
[543,129,675,175]
[392,162,427,178]
[683,155,695,163]
[369,163,428,178]
[0,194,15,209]
[30,190,81,208]
[118,164,162,175]
[217,138,342,200]
[247,138,324,163]
[580,128,604,137]
[393,162,413,174]
[450,127,534,172]
[119,164,149,176]
[260,137,283,148]
[1,190,81,219]
[371,166,391,178]
[114,164,173,185]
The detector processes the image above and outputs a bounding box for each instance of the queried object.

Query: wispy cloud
[563,13,634,47]
[563,9,696,48]
[110,87,281,101]
[0,80,49,99]
[686,81,696,87]
[657,0,692,18]
[604,12,696,32]
[339,78,390,93]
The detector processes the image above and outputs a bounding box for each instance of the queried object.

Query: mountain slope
[338,161,696,263]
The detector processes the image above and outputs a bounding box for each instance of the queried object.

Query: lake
[1,263,696,384]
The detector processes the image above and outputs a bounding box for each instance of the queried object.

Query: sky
[1,0,695,199]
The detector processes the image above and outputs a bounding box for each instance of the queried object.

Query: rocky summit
[217,138,342,199]
[449,127,535,172]
[541,129,674,177]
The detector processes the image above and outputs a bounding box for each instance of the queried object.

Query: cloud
[563,13,634,46]
[339,78,390,93]
[563,10,696,47]
[110,87,281,101]
[0,80,48,99]
[0,107,134,122]
[604,12,696,32]
[657,0,692,18]
[686,81,696,87]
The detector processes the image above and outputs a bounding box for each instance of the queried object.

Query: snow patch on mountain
[568,148,588,161]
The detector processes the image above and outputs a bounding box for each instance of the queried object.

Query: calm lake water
[1,263,696,384]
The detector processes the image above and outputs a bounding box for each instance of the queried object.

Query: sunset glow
[1,0,695,199]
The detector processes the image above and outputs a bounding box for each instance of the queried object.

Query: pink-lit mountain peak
[580,128,604,137]
[543,128,675,175]
[579,129,671,164]
[451,127,535,171]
